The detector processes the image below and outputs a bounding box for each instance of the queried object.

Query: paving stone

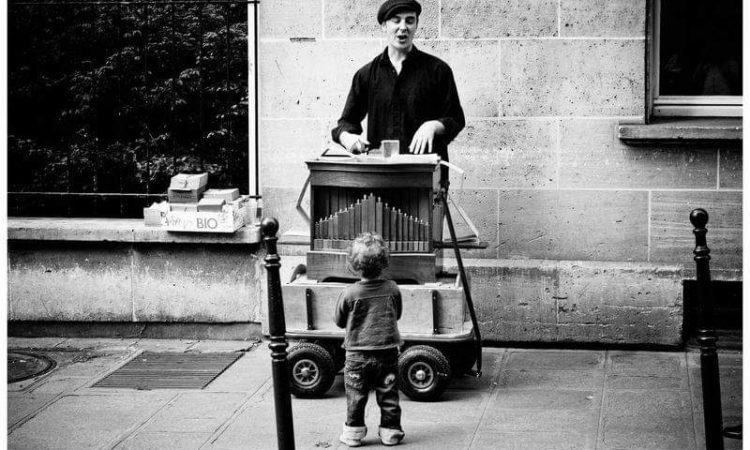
[498,369,604,391]
[7,393,58,429]
[493,389,599,410]
[506,350,605,370]
[8,393,174,450]
[472,430,595,450]
[205,350,272,393]
[140,392,248,433]
[115,432,213,450]
[9,337,68,349]
[394,424,475,449]
[479,407,599,434]
[607,351,686,377]
[606,373,686,390]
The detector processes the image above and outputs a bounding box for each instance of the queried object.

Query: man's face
[382,11,418,51]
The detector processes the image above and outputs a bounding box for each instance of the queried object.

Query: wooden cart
[282,152,483,401]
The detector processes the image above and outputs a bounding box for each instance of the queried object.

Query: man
[332,0,465,187]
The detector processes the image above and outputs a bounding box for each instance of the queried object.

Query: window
[651,0,742,117]
[8,0,258,217]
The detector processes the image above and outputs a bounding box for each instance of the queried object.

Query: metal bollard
[261,217,296,450]
[690,208,723,450]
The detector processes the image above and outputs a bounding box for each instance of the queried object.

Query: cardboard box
[170,203,198,212]
[168,186,206,204]
[170,173,208,190]
[166,203,247,233]
[203,188,240,202]
[143,201,169,227]
[198,197,225,212]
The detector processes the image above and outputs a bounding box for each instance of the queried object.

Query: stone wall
[258,0,742,345]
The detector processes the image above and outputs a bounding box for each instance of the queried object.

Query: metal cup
[381,140,399,158]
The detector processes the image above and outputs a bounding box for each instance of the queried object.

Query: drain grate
[93,352,242,390]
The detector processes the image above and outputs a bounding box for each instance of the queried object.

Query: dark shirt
[331,46,465,163]
[334,279,403,351]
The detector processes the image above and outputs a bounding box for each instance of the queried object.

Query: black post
[690,208,723,450]
[261,217,296,450]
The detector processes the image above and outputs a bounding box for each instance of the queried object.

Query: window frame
[649,0,743,118]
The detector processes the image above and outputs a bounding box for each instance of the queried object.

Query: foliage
[8,1,249,216]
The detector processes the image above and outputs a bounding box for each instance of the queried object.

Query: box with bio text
[165,196,250,233]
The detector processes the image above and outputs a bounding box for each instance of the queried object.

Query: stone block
[470,265,558,324]
[442,0,558,38]
[451,119,557,188]
[496,189,649,261]
[141,393,246,433]
[258,119,327,188]
[448,188,499,258]
[259,40,383,119]
[259,0,321,39]
[418,40,501,117]
[324,0,438,39]
[560,119,717,189]
[482,390,599,433]
[650,190,742,269]
[607,351,686,376]
[561,0,646,37]
[261,186,311,237]
[131,244,259,322]
[500,39,645,116]
[720,147,743,189]
[8,242,134,321]
[115,432,212,450]
[483,321,559,342]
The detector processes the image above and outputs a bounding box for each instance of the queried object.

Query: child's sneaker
[378,427,405,446]
[340,424,367,447]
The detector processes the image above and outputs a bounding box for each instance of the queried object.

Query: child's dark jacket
[334,279,403,350]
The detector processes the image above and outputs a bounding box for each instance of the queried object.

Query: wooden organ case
[304,154,444,283]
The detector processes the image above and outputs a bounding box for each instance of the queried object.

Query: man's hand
[409,120,445,154]
[339,132,370,154]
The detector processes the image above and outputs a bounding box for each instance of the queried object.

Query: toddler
[334,232,405,447]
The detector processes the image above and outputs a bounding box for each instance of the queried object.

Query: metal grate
[93,352,242,390]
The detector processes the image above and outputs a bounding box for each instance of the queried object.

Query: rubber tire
[398,345,452,402]
[288,343,336,398]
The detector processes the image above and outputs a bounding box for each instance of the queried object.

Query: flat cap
[377,0,422,24]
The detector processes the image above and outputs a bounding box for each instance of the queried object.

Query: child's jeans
[344,348,402,430]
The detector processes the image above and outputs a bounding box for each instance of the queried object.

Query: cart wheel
[398,345,452,401]
[288,343,335,398]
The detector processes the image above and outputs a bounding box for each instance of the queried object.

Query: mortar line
[684,351,700,449]
[260,36,646,43]
[556,119,561,189]
[466,348,509,449]
[647,190,652,262]
[103,392,182,450]
[716,150,721,189]
[202,378,274,449]
[594,349,609,450]
[320,0,325,40]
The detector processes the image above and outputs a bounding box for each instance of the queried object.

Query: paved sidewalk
[7,338,743,450]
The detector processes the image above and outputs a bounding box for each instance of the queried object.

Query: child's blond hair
[347,232,389,279]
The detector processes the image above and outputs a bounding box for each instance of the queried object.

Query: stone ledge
[618,118,742,144]
[8,217,262,245]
